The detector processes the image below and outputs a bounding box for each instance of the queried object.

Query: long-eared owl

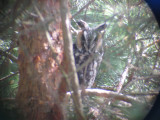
[73,20,107,88]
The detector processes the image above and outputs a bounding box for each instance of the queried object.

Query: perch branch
[66,89,143,104]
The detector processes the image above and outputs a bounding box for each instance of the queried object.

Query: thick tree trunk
[16,0,67,120]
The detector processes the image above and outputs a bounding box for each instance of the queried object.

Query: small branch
[67,52,98,80]
[144,39,160,50]
[121,75,160,93]
[0,71,19,81]
[133,0,145,6]
[133,75,160,80]
[0,98,15,101]
[70,25,78,35]
[153,48,160,69]
[125,92,159,96]
[117,58,131,93]
[0,49,18,63]
[72,0,95,19]
[97,86,115,91]
[66,89,143,104]
[104,13,119,23]
[136,37,153,41]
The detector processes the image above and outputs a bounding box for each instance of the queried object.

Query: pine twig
[0,71,19,81]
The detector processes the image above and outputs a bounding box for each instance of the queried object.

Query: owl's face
[81,23,107,53]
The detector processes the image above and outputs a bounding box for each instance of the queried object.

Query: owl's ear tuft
[77,20,89,30]
[95,23,107,32]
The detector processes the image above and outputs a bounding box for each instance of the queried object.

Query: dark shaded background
[144,1,160,119]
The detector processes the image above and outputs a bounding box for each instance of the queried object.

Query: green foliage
[71,0,160,92]
[0,0,20,99]
[70,0,160,119]
[0,49,19,98]
[0,36,19,99]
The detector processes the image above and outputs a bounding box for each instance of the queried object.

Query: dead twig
[72,0,95,19]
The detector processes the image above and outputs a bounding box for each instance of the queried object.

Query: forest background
[0,0,160,120]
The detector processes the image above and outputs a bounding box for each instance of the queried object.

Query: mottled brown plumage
[73,20,107,88]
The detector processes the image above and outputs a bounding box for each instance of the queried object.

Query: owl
[73,20,107,88]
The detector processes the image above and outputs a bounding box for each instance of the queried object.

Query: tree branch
[66,89,143,104]
[72,0,95,19]
[60,0,85,120]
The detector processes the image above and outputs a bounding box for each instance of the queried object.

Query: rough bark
[16,0,67,120]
